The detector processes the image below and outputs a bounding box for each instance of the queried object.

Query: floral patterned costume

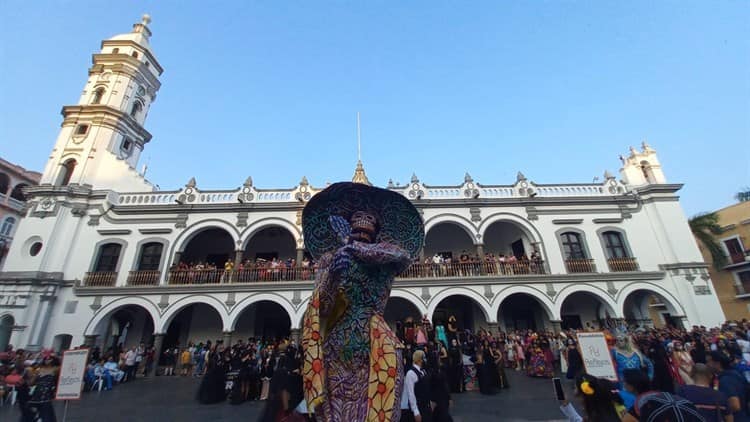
[301,182,424,422]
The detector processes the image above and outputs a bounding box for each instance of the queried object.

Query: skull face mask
[349,211,379,243]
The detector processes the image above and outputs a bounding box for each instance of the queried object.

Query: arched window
[9,184,29,201]
[602,231,629,258]
[57,159,77,186]
[137,242,163,271]
[130,101,143,118]
[112,48,120,54]
[0,173,9,195]
[131,51,139,59]
[94,243,122,272]
[91,88,105,105]
[560,232,586,260]
[0,217,16,237]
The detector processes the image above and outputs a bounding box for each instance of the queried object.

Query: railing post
[476,244,486,275]
[234,250,244,271]
[296,248,305,265]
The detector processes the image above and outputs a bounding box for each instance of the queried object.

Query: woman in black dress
[197,346,228,404]
[27,355,59,422]
[473,351,497,395]
[447,339,463,393]
[565,339,583,380]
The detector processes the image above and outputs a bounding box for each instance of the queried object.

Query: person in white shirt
[401,350,433,422]
[124,347,137,382]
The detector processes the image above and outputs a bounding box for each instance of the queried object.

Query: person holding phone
[557,374,625,422]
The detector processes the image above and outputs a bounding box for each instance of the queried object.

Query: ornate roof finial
[185,177,196,188]
[464,172,473,184]
[351,160,371,185]
[629,146,638,155]
[141,14,152,25]
[516,171,526,183]
[132,13,152,38]
[244,176,253,187]
[641,140,653,152]
[411,173,420,184]
[300,176,309,186]
[604,170,614,180]
[387,179,395,189]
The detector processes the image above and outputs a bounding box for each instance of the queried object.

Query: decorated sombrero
[302,182,424,260]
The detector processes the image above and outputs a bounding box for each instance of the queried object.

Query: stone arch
[617,282,685,323]
[229,293,297,330]
[240,218,301,251]
[478,212,543,244]
[390,289,428,316]
[423,214,477,242]
[172,220,241,254]
[158,295,231,333]
[9,183,29,201]
[83,297,160,336]
[554,284,620,320]
[491,285,556,320]
[427,287,492,323]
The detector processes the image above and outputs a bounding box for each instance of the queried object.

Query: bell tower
[40,15,163,192]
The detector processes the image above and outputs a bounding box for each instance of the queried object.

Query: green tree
[689,212,727,270]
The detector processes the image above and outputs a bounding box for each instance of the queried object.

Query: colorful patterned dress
[303,241,411,422]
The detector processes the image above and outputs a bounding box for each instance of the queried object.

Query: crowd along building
[0,17,726,357]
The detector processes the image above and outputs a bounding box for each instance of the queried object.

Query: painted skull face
[350,211,378,243]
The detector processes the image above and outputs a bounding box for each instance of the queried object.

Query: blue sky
[1,1,748,216]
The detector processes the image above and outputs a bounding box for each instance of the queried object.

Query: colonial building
[0,158,42,269]
[0,17,725,357]
[695,201,750,320]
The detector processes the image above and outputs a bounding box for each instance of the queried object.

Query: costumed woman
[526,337,553,378]
[671,340,694,385]
[611,331,654,409]
[301,182,424,422]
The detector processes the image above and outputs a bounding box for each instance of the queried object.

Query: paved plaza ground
[1,370,571,421]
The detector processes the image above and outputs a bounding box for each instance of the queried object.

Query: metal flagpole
[357,112,361,161]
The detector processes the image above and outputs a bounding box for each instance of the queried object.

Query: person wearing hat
[301,182,424,422]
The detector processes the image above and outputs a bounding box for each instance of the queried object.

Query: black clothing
[431,369,454,422]
[197,353,227,404]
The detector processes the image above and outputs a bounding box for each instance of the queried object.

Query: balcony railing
[83,271,117,287]
[399,261,546,278]
[565,259,596,273]
[729,252,748,265]
[168,269,226,285]
[127,270,161,286]
[607,257,639,272]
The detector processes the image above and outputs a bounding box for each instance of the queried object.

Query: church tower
[39,15,163,192]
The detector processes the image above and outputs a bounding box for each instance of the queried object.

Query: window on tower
[121,139,133,156]
[74,124,89,135]
[56,159,77,186]
[131,51,139,59]
[130,101,142,118]
[112,48,120,54]
[91,88,105,105]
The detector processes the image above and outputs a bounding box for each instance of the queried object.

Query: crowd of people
[166,249,545,285]
[1,318,748,421]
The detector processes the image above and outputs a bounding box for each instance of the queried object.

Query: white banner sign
[576,332,617,381]
[55,349,89,400]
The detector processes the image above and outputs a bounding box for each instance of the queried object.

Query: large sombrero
[302,182,424,260]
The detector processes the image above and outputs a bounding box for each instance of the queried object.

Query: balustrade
[565,259,596,274]
[607,257,639,272]
[83,271,117,287]
[127,270,161,286]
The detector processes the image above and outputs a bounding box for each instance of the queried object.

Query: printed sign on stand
[55,348,89,400]
[576,332,617,381]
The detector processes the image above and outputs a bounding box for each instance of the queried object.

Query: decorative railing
[233,267,318,283]
[127,270,161,286]
[113,180,629,207]
[729,252,748,265]
[399,261,546,278]
[565,259,596,274]
[83,271,117,287]
[1,194,25,211]
[168,269,225,285]
[607,257,639,272]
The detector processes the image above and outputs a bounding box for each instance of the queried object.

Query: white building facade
[0,18,725,359]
